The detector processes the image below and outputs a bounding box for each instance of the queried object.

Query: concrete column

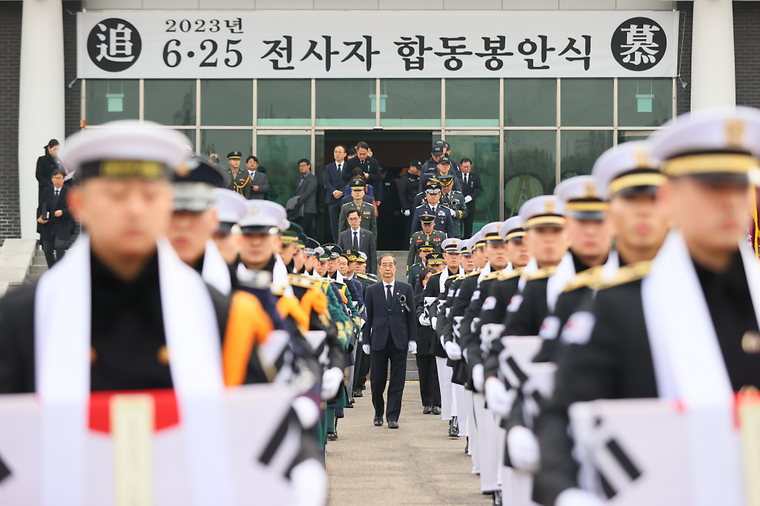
[18,0,65,239]
[690,0,736,111]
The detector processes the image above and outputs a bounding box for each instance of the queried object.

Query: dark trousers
[463,204,476,239]
[370,339,407,422]
[416,353,441,407]
[354,346,371,391]
[42,238,65,268]
[295,213,317,242]
[402,214,413,245]
[326,203,341,243]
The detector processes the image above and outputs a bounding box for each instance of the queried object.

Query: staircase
[26,248,48,284]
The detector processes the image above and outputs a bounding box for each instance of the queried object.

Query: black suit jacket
[293,172,318,214]
[324,161,345,205]
[341,156,382,188]
[37,185,72,241]
[461,172,483,212]
[249,171,270,200]
[337,228,377,274]
[363,280,417,351]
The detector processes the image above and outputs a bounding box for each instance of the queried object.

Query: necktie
[386,284,392,308]
[53,190,60,208]
[352,231,358,250]
[337,163,342,173]
[298,174,305,187]
[464,174,468,185]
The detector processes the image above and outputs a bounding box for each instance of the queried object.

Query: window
[85,79,139,125]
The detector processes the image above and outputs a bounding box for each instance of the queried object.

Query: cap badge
[584,182,597,197]
[248,205,260,216]
[544,200,555,213]
[633,147,652,168]
[726,119,746,148]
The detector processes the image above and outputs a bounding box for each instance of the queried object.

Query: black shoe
[432,406,441,416]
[326,432,338,441]
[388,420,399,429]
[464,436,469,454]
[493,490,502,506]
[373,416,383,426]
[360,383,366,390]
[449,416,459,437]
[423,406,432,414]
[345,403,354,408]
[353,390,363,398]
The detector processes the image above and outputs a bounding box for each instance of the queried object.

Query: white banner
[77,10,679,79]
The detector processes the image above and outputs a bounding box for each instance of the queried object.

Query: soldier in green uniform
[225,151,252,199]
[407,212,446,272]
[439,174,467,239]
[338,179,378,237]
[407,241,435,288]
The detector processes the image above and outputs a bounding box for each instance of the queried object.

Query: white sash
[476,262,492,287]
[600,249,620,284]
[641,230,754,506]
[518,258,538,292]
[502,262,513,274]
[35,235,235,506]
[202,239,232,296]
[546,252,576,313]
[273,254,294,296]
[438,268,448,294]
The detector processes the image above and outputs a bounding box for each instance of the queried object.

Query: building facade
[2,0,757,243]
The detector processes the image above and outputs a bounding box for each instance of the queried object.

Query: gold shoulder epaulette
[502,267,523,281]
[355,273,368,280]
[523,266,556,281]
[595,261,651,290]
[447,273,460,281]
[465,270,481,278]
[288,273,315,288]
[484,271,501,281]
[563,265,603,293]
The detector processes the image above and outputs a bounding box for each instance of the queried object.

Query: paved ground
[326,382,492,506]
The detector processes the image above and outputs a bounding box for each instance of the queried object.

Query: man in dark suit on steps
[362,254,417,429]
[459,158,483,239]
[324,145,347,242]
[337,208,377,274]
[36,168,72,267]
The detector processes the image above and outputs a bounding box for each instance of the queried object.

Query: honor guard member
[227,150,252,199]
[407,212,446,273]
[411,182,455,238]
[303,238,320,275]
[213,188,248,265]
[354,251,377,291]
[533,108,760,506]
[338,179,378,237]
[439,174,468,238]
[459,238,476,274]
[280,222,305,273]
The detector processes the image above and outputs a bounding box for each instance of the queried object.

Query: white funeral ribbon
[642,230,753,506]
[545,252,576,313]
[35,235,236,506]
[202,239,232,296]
[518,257,538,292]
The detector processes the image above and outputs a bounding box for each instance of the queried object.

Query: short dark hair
[298,158,311,167]
[419,266,435,285]
[378,253,396,266]
[347,208,360,219]
[51,169,65,178]
[246,155,258,163]
[347,147,357,157]
[356,141,370,151]
[460,158,472,165]
[334,144,346,152]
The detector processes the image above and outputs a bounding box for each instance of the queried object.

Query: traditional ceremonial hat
[481,222,505,244]
[173,156,228,212]
[592,141,665,200]
[649,106,760,183]
[214,188,247,233]
[441,238,460,253]
[427,253,444,265]
[239,200,288,234]
[519,195,565,229]
[499,216,525,242]
[61,120,188,180]
[554,175,608,220]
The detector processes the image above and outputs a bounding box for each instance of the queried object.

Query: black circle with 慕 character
[610,17,666,72]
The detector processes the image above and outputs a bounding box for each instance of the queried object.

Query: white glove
[362,344,371,355]
[485,377,512,417]
[507,425,540,473]
[431,317,438,330]
[290,459,328,506]
[444,341,462,361]
[292,396,321,429]
[321,367,344,400]
[408,341,418,354]
[419,314,430,326]
[449,208,456,217]
[464,195,473,204]
[472,364,485,393]
[403,209,411,216]
[555,488,605,506]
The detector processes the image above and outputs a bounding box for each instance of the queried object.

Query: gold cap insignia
[633,147,652,169]
[544,200,555,213]
[726,119,746,148]
[584,181,597,197]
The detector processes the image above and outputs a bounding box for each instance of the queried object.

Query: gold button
[90,348,98,364]
[742,332,760,354]
[157,345,170,365]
